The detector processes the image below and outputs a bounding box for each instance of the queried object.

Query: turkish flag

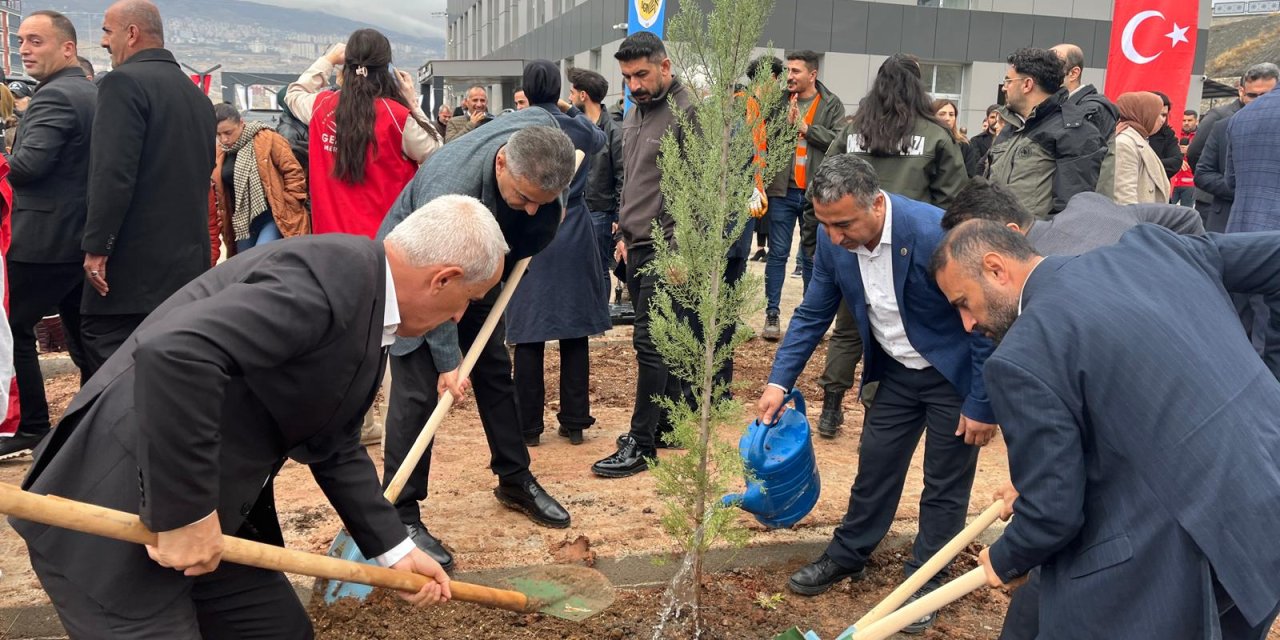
[1104,0,1198,124]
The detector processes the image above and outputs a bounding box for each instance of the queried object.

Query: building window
[920,62,964,106]
[918,0,970,8]
[589,47,601,72]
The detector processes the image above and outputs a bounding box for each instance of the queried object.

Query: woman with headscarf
[505,59,607,446]
[211,103,309,257]
[285,28,441,237]
[1111,91,1171,205]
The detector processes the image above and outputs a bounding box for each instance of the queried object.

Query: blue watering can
[723,388,820,528]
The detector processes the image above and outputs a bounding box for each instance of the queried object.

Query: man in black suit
[0,10,96,461]
[80,0,215,374]
[12,195,504,638]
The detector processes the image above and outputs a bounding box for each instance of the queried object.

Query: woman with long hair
[211,103,309,257]
[828,54,968,204]
[813,54,968,447]
[285,29,441,237]
[0,85,17,153]
[1110,91,1171,205]
[933,98,977,177]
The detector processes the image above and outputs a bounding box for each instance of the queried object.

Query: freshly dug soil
[311,540,1010,640]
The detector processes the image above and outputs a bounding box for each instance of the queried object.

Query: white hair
[384,194,509,283]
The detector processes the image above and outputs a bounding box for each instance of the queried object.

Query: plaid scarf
[221,121,271,241]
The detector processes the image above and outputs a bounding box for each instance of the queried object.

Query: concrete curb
[0,523,1006,639]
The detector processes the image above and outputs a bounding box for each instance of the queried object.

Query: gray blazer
[1026,192,1204,255]
[376,107,563,369]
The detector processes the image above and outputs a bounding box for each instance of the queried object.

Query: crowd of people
[0,0,1277,637]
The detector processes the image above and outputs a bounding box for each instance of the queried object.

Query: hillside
[1207,13,1280,79]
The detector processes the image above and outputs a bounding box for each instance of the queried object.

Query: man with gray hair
[14,195,507,637]
[757,154,996,633]
[377,109,577,571]
[445,84,491,142]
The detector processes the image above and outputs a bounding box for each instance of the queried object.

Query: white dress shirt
[851,193,931,370]
[373,258,415,567]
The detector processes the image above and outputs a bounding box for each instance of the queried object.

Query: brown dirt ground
[311,542,1010,640]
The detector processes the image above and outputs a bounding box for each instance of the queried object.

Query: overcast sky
[252,0,450,39]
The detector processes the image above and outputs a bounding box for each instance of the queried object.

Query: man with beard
[760,154,996,634]
[762,50,844,340]
[590,31,697,478]
[931,220,1280,639]
[939,177,1203,639]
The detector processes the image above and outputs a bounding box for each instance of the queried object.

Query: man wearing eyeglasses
[1187,62,1279,228]
[986,48,1109,220]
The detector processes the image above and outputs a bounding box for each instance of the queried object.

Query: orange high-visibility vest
[793,93,821,189]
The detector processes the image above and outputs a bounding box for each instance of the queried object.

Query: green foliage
[753,592,786,611]
[641,0,796,605]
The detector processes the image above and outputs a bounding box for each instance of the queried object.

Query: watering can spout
[729,389,820,529]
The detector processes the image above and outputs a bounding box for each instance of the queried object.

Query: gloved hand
[748,187,768,218]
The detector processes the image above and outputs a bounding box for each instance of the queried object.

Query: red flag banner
[1104,0,1198,121]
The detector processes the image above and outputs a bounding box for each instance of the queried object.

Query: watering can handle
[749,388,806,459]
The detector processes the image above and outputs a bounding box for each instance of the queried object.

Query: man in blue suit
[1225,86,1280,381]
[932,221,1280,639]
[759,155,996,633]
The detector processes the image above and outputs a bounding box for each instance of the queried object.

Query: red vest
[308,91,418,238]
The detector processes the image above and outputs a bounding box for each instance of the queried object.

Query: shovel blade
[318,528,376,604]
[498,565,615,622]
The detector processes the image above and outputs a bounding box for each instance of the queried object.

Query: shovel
[322,254,531,603]
[846,567,988,640]
[0,483,614,621]
[845,498,1004,634]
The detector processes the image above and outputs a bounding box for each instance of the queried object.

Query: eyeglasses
[1244,91,1269,99]
[1002,76,1029,86]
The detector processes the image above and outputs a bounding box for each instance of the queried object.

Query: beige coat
[1112,127,1171,205]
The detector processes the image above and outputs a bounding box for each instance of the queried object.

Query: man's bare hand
[615,240,627,264]
[391,548,452,606]
[146,512,223,577]
[992,481,1018,521]
[325,43,346,66]
[84,253,109,296]
[956,415,998,446]
[437,368,471,400]
[787,94,799,123]
[757,386,786,424]
[979,547,1028,591]
[469,110,486,125]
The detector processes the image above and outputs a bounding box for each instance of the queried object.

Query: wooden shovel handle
[848,567,988,640]
[2,484,530,613]
[851,499,1002,631]
[381,256,531,503]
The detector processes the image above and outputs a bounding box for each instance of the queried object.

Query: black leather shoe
[494,479,571,528]
[900,587,937,634]
[593,434,656,478]
[818,391,845,438]
[557,425,584,445]
[0,430,47,461]
[615,431,682,449]
[787,554,865,596]
[404,521,454,572]
[523,432,541,447]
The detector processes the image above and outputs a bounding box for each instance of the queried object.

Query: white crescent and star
[1120,10,1191,65]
